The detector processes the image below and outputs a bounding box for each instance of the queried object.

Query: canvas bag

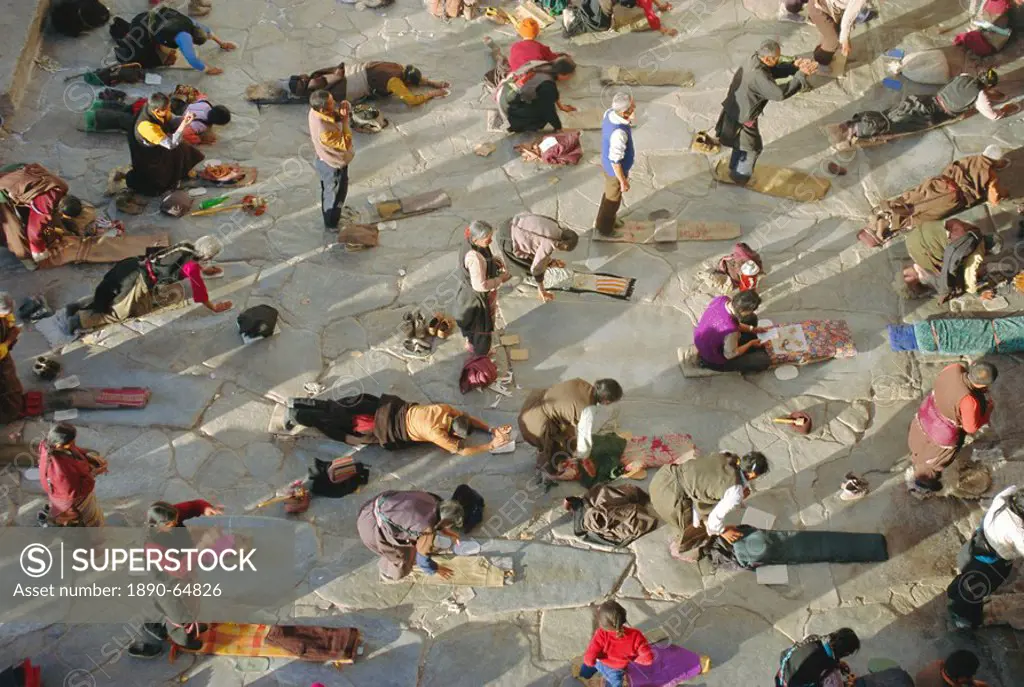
[576,484,658,547]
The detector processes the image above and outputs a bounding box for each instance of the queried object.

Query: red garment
[636,0,662,31]
[508,39,560,72]
[26,188,63,255]
[583,627,655,671]
[352,414,375,433]
[38,444,96,516]
[959,394,993,434]
[174,499,214,522]
[954,30,998,56]
[179,260,210,304]
[131,98,147,116]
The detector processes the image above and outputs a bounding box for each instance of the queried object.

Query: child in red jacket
[580,601,654,687]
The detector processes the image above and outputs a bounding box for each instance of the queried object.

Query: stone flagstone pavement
[1,0,1023,684]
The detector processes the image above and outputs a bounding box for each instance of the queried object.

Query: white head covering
[983,144,1004,161]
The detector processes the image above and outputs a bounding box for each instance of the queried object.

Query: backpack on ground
[452,484,485,533]
[573,484,658,547]
[237,305,279,343]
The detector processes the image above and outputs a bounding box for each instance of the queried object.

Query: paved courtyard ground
[1,0,1024,684]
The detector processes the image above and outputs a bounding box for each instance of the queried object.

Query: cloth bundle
[459,354,498,393]
[514,131,583,165]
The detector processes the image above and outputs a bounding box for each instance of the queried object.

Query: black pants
[315,159,349,229]
[703,313,772,373]
[946,528,1014,628]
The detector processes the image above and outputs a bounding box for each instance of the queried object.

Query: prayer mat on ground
[184,166,259,189]
[888,316,1024,355]
[42,387,151,411]
[678,344,738,378]
[338,223,379,248]
[762,320,857,366]
[412,554,512,587]
[712,159,831,201]
[593,218,741,243]
[33,316,78,349]
[823,111,973,152]
[599,66,695,87]
[543,267,636,300]
[42,233,170,267]
[626,644,707,686]
[373,190,451,222]
[620,433,697,469]
[172,623,360,665]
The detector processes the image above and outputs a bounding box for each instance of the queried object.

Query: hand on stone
[202,504,224,516]
[220,41,238,51]
[721,526,744,544]
[212,301,233,313]
[795,58,818,75]
[205,66,224,76]
[435,565,455,580]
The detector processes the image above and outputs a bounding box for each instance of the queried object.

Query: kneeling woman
[357,490,464,582]
[693,290,771,373]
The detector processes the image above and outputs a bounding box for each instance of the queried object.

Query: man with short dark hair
[650,450,770,561]
[518,378,624,471]
[907,361,997,497]
[916,650,990,687]
[307,89,355,231]
[714,41,816,184]
[693,290,771,372]
[946,486,1022,629]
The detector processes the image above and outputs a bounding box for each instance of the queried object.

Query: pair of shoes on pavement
[839,473,869,501]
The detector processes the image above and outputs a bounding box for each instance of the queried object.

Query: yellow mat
[412,555,511,587]
[559,108,607,130]
[594,218,740,243]
[712,159,830,201]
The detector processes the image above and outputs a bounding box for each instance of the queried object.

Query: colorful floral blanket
[763,320,857,366]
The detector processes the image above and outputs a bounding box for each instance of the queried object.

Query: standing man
[946,486,1022,629]
[595,92,635,236]
[808,0,865,69]
[307,90,355,231]
[907,361,996,497]
[714,41,816,185]
[37,423,107,526]
[0,293,23,426]
[650,450,769,561]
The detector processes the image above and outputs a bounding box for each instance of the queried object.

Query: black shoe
[179,637,204,651]
[127,643,164,659]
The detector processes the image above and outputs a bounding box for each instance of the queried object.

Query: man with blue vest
[595,92,635,236]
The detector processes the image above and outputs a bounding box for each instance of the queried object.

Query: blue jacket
[601,109,634,178]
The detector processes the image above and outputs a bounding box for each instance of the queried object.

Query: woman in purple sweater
[693,290,771,372]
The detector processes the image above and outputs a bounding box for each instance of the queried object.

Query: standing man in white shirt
[595,92,635,236]
[650,451,770,562]
[808,0,866,69]
[947,485,1024,628]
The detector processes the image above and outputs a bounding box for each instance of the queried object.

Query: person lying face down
[289,62,450,107]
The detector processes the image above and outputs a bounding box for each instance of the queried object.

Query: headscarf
[516,17,540,40]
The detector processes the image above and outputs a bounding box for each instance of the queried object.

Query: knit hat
[159,190,193,218]
[982,144,1004,161]
[967,361,997,387]
[517,17,540,39]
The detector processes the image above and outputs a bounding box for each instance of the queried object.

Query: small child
[580,601,654,687]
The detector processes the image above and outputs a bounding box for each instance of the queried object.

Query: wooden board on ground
[594,218,741,243]
[372,190,451,222]
[823,112,972,152]
[712,159,830,201]
[500,334,520,346]
[513,0,555,27]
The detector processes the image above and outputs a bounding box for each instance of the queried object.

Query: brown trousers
[595,173,623,235]
[872,180,966,240]
[808,2,841,64]
[79,272,155,330]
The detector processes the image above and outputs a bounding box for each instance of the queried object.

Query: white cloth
[983,486,1024,561]
[605,110,630,165]
[345,62,371,102]
[574,405,596,458]
[701,483,746,535]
